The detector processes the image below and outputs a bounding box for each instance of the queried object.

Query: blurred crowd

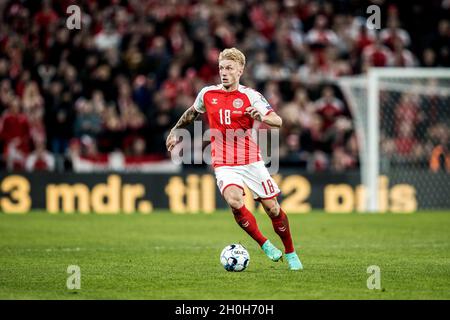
[0,0,449,172]
[380,85,450,172]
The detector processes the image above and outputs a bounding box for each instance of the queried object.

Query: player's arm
[245,107,283,128]
[166,105,200,152]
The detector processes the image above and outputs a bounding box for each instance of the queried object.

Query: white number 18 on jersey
[219,109,231,125]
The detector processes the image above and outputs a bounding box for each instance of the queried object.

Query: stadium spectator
[429,144,450,172]
[428,124,450,172]
[121,103,147,151]
[97,104,124,153]
[73,98,102,139]
[322,46,352,79]
[391,38,417,67]
[28,106,46,148]
[296,54,328,87]
[132,74,155,114]
[394,92,421,133]
[380,17,411,50]
[34,0,59,31]
[279,87,315,130]
[421,48,438,67]
[330,117,357,170]
[0,79,14,112]
[198,47,221,84]
[331,146,356,172]
[305,15,339,57]
[0,97,31,170]
[249,50,272,82]
[47,89,74,155]
[0,58,9,82]
[25,140,55,171]
[362,37,393,69]
[161,63,192,106]
[394,122,420,157]
[348,18,376,55]
[94,23,122,51]
[314,86,345,131]
[147,93,177,156]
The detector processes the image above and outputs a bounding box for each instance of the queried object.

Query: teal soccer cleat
[261,240,283,262]
[285,252,303,270]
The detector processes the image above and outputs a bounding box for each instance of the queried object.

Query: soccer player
[166,48,303,270]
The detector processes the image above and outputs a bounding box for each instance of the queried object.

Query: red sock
[270,208,295,254]
[232,205,267,247]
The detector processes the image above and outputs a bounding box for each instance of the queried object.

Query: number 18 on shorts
[215,161,280,200]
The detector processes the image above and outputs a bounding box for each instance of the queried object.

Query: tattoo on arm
[172,106,200,130]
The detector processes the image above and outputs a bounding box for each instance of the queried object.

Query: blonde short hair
[218,48,246,67]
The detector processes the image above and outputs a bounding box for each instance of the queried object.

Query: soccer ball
[220,244,250,272]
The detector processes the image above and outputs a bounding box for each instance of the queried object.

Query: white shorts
[214,161,281,201]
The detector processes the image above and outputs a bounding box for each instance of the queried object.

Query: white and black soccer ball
[220,244,250,272]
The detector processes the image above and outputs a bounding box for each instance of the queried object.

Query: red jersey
[193,84,273,168]
[0,112,31,154]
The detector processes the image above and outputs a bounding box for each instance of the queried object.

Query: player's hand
[245,107,262,121]
[166,131,178,152]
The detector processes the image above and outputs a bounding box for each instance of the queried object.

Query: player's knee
[227,196,244,210]
[264,202,280,218]
[224,192,244,209]
[223,187,244,210]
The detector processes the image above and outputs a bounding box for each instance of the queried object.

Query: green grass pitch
[1,211,449,299]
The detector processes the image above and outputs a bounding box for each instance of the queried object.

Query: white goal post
[338,68,450,212]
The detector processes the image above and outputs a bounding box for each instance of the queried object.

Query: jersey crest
[233,98,244,109]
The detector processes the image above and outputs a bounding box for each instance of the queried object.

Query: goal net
[338,68,450,212]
